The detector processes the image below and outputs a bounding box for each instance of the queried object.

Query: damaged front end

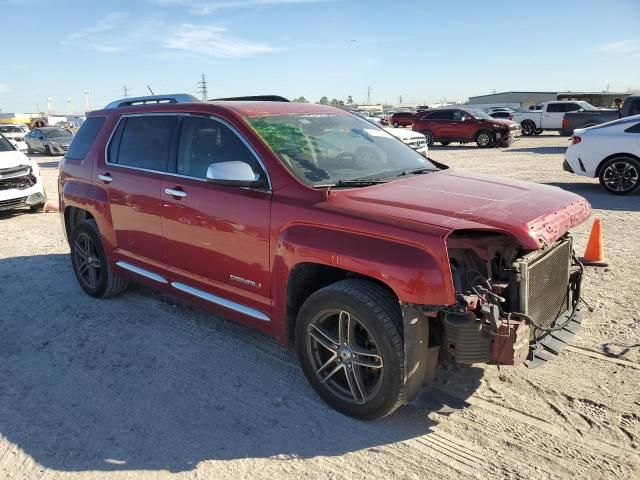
[401,232,584,399]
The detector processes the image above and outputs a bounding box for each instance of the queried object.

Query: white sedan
[0,124,29,151]
[564,115,640,195]
[0,134,47,211]
[384,127,429,156]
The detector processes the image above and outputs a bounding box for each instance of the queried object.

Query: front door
[95,114,178,270]
[161,115,272,322]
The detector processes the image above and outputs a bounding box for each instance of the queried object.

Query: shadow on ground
[508,146,567,155]
[0,254,483,474]
[549,182,640,212]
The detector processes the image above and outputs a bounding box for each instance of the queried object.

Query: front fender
[271,224,455,342]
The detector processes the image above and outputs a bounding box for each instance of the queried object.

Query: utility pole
[366,86,371,104]
[123,85,130,98]
[197,73,208,101]
[67,98,74,114]
[47,97,53,114]
[398,95,403,105]
[84,90,93,112]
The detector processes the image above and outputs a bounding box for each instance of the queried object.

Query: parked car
[564,115,640,195]
[59,94,591,419]
[561,95,640,136]
[511,101,595,136]
[389,111,414,128]
[412,108,520,147]
[0,133,46,211]
[0,124,29,151]
[383,127,428,155]
[24,127,74,155]
[489,111,512,120]
[485,107,515,114]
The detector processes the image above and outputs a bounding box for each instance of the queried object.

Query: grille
[0,166,30,180]
[0,196,27,210]
[0,174,36,191]
[516,238,572,339]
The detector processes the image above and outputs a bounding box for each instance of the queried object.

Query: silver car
[24,127,74,155]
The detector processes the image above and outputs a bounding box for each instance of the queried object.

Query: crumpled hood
[330,169,591,249]
[0,150,32,169]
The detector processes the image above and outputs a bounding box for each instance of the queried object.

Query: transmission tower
[84,90,93,112]
[197,73,208,101]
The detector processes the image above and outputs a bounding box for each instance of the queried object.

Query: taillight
[562,116,569,129]
[571,136,581,144]
[508,114,513,120]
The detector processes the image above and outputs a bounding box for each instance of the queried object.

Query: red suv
[59,94,590,419]
[412,108,520,147]
[389,111,414,128]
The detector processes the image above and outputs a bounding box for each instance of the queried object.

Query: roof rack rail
[104,93,200,109]
[210,95,290,102]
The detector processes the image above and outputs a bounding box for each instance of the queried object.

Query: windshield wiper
[397,167,438,177]
[334,179,387,187]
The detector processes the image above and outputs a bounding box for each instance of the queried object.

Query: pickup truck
[561,95,640,135]
[511,101,596,136]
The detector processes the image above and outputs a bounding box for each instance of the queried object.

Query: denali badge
[229,274,262,289]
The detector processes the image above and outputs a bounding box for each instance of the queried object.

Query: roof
[471,90,630,98]
[211,101,346,118]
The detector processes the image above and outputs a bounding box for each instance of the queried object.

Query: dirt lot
[1,135,639,479]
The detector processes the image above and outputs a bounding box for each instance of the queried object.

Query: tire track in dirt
[565,345,640,369]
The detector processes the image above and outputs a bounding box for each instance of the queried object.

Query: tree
[319,96,328,105]
[347,95,353,104]
[292,96,308,103]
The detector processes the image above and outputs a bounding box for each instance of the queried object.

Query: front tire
[598,156,640,195]
[392,121,399,128]
[70,219,129,298]
[440,141,450,146]
[421,130,435,146]
[295,279,406,419]
[476,130,494,148]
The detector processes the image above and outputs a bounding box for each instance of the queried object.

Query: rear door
[95,114,178,272]
[543,103,573,129]
[425,110,454,138]
[160,114,272,324]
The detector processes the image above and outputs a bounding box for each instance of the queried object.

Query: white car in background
[564,115,640,195]
[0,124,29,151]
[384,127,428,156]
[0,133,46,212]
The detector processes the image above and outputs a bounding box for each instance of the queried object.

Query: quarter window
[426,110,453,120]
[65,117,105,160]
[109,116,177,171]
[177,116,261,179]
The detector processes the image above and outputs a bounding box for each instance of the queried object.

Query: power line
[197,73,208,101]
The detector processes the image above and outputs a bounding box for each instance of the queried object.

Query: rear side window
[109,116,177,171]
[546,104,564,113]
[65,117,105,160]
[426,110,453,120]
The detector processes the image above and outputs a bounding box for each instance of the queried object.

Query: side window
[546,104,563,113]
[564,103,581,112]
[110,116,177,171]
[426,110,453,120]
[451,111,465,121]
[628,100,640,116]
[177,116,261,179]
[65,117,105,160]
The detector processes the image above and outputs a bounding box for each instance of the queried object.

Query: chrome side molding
[115,261,168,283]
[171,282,270,322]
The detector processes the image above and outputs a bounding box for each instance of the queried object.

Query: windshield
[470,110,494,120]
[0,126,23,133]
[247,113,437,186]
[0,135,15,152]
[43,128,71,138]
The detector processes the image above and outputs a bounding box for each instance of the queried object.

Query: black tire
[421,130,435,146]
[598,156,640,195]
[45,145,52,156]
[295,279,406,419]
[27,145,34,154]
[70,219,129,298]
[440,141,450,146]
[534,129,543,135]
[392,121,399,128]
[475,130,494,148]
[521,121,536,136]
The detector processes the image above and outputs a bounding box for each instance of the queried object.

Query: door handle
[165,187,187,198]
[98,173,113,183]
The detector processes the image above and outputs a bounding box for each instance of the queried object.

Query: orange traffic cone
[580,218,608,267]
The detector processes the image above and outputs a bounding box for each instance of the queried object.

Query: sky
[1,0,639,114]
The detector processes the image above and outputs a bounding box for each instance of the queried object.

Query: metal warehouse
[467,91,635,109]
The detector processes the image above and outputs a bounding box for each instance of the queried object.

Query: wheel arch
[594,152,640,178]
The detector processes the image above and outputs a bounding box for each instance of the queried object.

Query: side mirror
[206,161,265,188]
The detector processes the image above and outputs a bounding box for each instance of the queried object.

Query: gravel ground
[0,135,638,479]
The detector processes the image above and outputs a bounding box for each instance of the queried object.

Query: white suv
[0,133,46,211]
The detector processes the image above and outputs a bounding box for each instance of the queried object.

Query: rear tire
[598,156,640,195]
[295,279,406,419]
[521,121,536,136]
[392,121,399,128]
[440,141,450,146]
[70,219,129,298]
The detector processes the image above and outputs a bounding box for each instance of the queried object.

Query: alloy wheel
[73,232,102,289]
[603,161,639,193]
[477,133,491,147]
[306,309,384,405]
